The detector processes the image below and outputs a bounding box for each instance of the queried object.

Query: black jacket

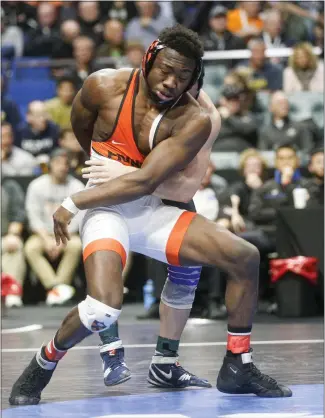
[202,30,245,52]
[202,30,245,67]
[18,121,60,157]
[248,174,310,237]
[213,113,258,152]
[305,177,324,207]
[258,118,314,152]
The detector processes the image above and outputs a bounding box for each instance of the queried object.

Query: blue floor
[3,384,323,418]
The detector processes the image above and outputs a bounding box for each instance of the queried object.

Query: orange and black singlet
[91,69,145,168]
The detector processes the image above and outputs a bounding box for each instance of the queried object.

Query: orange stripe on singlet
[91,69,145,168]
[166,212,197,266]
[83,238,127,268]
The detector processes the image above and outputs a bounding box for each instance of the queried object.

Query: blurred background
[1,1,324,320]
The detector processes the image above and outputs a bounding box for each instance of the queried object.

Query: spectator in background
[1,74,23,141]
[222,68,257,112]
[1,179,26,308]
[101,1,137,26]
[121,40,145,68]
[96,19,125,58]
[261,9,288,50]
[248,144,309,246]
[24,2,59,57]
[237,38,283,91]
[44,77,77,129]
[202,5,245,66]
[24,149,84,306]
[26,1,63,7]
[283,42,324,92]
[1,1,37,32]
[306,147,324,207]
[172,1,212,34]
[217,149,273,303]
[214,83,258,152]
[260,8,291,66]
[258,90,314,152]
[271,1,324,41]
[218,149,268,234]
[19,101,60,159]
[125,1,172,49]
[2,122,37,176]
[71,36,96,87]
[227,1,263,41]
[52,19,81,59]
[59,128,87,176]
[1,7,24,58]
[77,1,103,45]
[59,1,77,21]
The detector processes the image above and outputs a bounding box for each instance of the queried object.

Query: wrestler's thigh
[179,214,255,271]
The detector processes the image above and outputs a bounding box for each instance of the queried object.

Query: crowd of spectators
[1,1,324,315]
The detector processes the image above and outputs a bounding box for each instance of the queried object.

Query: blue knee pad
[160,265,202,309]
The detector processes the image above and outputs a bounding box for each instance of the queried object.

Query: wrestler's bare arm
[70,112,211,210]
[70,69,116,155]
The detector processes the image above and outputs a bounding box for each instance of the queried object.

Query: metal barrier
[3,46,322,71]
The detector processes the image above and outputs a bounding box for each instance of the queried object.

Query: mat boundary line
[2,339,323,353]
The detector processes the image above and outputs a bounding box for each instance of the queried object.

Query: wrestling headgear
[142,39,203,93]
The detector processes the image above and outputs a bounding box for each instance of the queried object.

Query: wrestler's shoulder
[84,68,134,94]
[175,93,210,127]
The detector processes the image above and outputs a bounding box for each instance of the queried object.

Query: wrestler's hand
[53,206,72,246]
[82,159,138,184]
[81,159,112,184]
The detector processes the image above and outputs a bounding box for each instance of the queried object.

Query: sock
[42,334,67,362]
[227,326,252,355]
[99,321,120,345]
[155,336,179,357]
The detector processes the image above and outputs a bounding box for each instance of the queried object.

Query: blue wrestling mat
[3,384,323,418]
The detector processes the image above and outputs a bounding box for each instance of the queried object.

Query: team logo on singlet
[107,150,142,168]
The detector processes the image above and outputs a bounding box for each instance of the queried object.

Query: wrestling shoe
[9,351,56,405]
[100,340,131,386]
[217,349,292,397]
[148,354,212,388]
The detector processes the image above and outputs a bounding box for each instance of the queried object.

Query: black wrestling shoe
[148,354,211,388]
[217,349,292,397]
[9,352,56,405]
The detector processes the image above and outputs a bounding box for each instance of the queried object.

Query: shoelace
[174,362,196,378]
[248,363,279,387]
[103,350,125,371]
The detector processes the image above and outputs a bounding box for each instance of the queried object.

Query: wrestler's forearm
[89,162,198,202]
[71,173,151,210]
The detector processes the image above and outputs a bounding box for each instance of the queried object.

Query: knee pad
[78,295,121,332]
[161,265,202,309]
